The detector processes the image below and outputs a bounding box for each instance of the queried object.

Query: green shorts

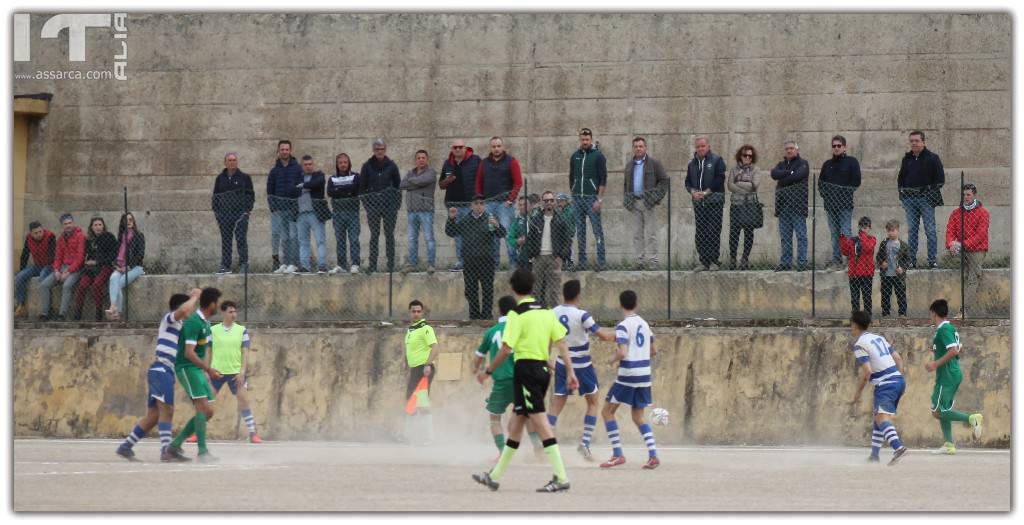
[485,379,514,415]
[176,366,215,401]
[931,381,960,412]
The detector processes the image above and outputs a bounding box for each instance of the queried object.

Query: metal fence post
[122,187,129,322]
[811,175,817,318]
[960,171,966,320]
[667,178,672,320]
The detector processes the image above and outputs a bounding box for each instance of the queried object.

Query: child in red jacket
[839,217,877,316]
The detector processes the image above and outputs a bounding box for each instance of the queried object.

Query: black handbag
[731,196,764,229]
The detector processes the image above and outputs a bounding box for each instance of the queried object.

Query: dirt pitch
[12,439,1010,512]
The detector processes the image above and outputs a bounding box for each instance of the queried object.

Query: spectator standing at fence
[876,219,911,318]
[726,145,762,271]
[14,221,54,318]
[897,130,945,269]
[770,141,809,272]
[555,193,576,270]
[624,137,669,270]
[38,214,85,321]
[213,152,254,274]
[569,128,607,271]
[72,217,118,321]
[401,150,438,273]
[360,138,402,273]
[295,155,330,274]
[946,183,990,317]
[508,195,531,270]
[327,153,361,274]
[439,139,481,272]
[475,137,523,267]
[819,135,862,270]
[105,213,145,321]
[839,217,877,316]
[268,140,302,274]
[446,195,507,320]
[685,136,726,271]
[524,191,572,308]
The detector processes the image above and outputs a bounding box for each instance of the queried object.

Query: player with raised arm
[600,290,660,470]
[116,288,201,462]
[926,299,983,455]
[165,287,223,463]
[549,279,616,460]
[848,310,909,465]
[472,268,577,493]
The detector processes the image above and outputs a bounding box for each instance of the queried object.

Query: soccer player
[116,288,201,462]
[600,290,660,470]
[165,287,223,463]
[549,279,615,459]
[405,299,439,444]
[926,299,983,455]
[207,300,262,443]
[472,268,578,493]
[848,310,909,465]
[471,296,545,459]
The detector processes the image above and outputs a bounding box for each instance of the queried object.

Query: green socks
[490,440,518,480]
[940,418,954,443]
[493,433,505,452]
[170,417,196,449]
[543,439,568,483]
[195,412,208,455]
[940,410,972,423]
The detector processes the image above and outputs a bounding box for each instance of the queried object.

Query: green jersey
[475,317,513,381]
[175,311,212,371]
[932,320,963,385]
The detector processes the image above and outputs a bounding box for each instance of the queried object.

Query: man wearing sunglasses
[523,191,572,308]
[439,139,481,271]
[819,135,862,270]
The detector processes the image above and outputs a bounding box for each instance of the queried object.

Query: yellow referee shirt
[501,296,567,362]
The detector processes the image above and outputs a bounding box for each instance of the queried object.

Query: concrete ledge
[12,324,1010,447]
[22,268,1010,322]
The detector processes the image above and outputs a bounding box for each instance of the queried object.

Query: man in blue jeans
[819,135,861,269]
[400,150,438,273]
[267,140,302,274]
[14,221,55,317]
[568,128,607,271]
[474,137,522,268]
[295,155,330,273]
[897,130,945,269]
[771,141,809,272]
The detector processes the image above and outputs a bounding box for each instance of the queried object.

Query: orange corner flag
[405,377,430,415]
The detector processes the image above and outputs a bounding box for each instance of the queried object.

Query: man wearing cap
[439,139,482,271]
[446,195,507,320]
[568,128,607,271]
[359,138,403,273]
[15,220,55,317]
[624,137,670,270]
[555,193,576,270]
[37,213,86,321]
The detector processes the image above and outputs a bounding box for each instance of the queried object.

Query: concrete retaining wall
[21,268,1010,321]
[14,13,1011,273]
[13,323,1010,447]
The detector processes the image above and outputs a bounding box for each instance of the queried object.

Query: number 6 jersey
[614,314,653,388]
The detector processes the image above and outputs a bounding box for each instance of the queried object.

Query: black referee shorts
[513,359,550,416]
[406,364,435,400]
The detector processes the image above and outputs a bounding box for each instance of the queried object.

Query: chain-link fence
[14,159,1006,324]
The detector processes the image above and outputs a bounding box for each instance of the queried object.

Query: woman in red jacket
[839,216,878,316]
[946,183,990,317]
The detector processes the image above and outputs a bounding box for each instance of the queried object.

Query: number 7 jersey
[852,332,902,386]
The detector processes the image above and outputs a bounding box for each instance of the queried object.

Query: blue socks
[638,423,657,458]
[605,420,623,457]
[581,415,597,447]
[121,424,145,450]
[158,422,172,451]
[870,422,882,457]
[241,408,256,434]
[548,414,558,428]
[879,421,903,450]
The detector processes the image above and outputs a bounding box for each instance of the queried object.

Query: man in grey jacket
[623,137,670,270]
[400,150,438,272]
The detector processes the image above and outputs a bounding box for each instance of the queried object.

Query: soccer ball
[650,407,669,426]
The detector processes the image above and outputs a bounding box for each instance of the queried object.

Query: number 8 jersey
[852,332,902,386]
[614,314,653,387]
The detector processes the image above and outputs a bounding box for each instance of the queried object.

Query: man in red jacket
[840,217,878,316]
[946,183,990,317]
[37,214,86,321]
[15,221,55,317]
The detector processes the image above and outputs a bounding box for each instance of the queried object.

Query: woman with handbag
[727,145,763,270]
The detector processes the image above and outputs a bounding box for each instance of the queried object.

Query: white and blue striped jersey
[852,332,902,386]
[614,314,653,387]
[154,310,184,369]
[553,304,601,369]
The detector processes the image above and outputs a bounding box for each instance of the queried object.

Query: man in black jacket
[770,141,809,271]
[327,153,361,274]
[523,191,572,308]
[268,140,303,274]
[359,138,402,273]
[213,152,254,274]
[296,155,331,273]
[445,195,506,320]
[819,135,861,269]
[685,136,726,271]
[438,139,481,271]
[896,130,945,269]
